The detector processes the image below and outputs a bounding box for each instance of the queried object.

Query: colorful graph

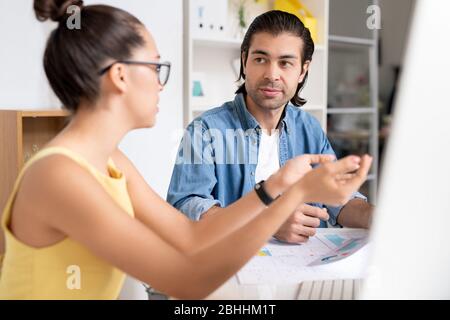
[338,239,363,252]
[308,236,368,266]
[258,247,272,256]
[324,234,347,247]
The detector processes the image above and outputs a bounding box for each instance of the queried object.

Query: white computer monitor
[361,0,450,299]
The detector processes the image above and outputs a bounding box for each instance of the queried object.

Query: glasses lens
[159,64,170,86]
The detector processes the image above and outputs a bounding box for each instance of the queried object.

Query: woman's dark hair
[236,10,315,107]
[34,0,146,112]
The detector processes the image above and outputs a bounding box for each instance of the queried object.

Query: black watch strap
[254,180,278,206]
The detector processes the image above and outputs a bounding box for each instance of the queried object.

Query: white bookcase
[183,0,330,130]
[327,0,379,202]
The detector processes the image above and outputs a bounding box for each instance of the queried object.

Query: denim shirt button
[251,172,254,176]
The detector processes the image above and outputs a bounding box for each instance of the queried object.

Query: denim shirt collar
[233,93,291,133]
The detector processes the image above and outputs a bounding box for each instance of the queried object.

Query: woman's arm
[28,154,370,299]
[0,225,4,257]
[112,149,334,255]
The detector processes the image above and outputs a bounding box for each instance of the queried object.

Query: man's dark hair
[236,10,315,107]
[34,0,146,112]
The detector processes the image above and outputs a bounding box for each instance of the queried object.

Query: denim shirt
[167,94,366,226]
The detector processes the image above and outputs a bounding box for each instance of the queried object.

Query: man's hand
[337,198,374,229]
[296,155,372,206]
[274,203,329,243]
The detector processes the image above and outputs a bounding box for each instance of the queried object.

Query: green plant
[238,0,262,30]
[238,1,246,29]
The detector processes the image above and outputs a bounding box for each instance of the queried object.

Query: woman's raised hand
[296,155,372,206]
[268,154,336,196]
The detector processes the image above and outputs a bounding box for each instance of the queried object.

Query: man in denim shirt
[167,11,374,243]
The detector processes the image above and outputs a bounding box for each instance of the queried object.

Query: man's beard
[247,83,291,111]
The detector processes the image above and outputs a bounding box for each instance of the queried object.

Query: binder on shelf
[190,0,229,40]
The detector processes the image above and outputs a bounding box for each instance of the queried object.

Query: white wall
[0,0,183,195]
[0,1,60,108]
[0,0,183,299]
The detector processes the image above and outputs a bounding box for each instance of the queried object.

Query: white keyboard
[297,279,363,300]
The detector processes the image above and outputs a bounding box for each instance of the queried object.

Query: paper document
[237,229,370,284]
[308,236,368,266]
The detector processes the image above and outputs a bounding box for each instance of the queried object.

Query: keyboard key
[331,279,343,300]
[342,279,354,300]
[310,280,324,299]
[321,280,334,300]
[297,281,313,300]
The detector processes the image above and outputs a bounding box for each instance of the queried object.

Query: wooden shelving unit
[0,109,70,211]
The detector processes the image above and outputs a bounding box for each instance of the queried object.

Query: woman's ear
[299,60,311,83]
[107,63,127,93]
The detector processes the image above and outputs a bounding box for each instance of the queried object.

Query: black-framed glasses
[98,60,171,86]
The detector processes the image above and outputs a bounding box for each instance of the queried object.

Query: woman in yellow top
[0,0,372,299]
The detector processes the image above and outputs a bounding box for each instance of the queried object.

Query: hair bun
[34,0,84,23]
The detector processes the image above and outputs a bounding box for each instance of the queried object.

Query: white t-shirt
[255,129,281,183]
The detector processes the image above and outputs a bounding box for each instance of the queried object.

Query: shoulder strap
[0,147,104,230]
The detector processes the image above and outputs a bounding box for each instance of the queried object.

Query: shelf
[315,45,326,52]
[189,101,326,124]
[191,105,213,112]
[329,35,376,46]
[20,110,70,118]
[193,39,327,51]
[327,108,375,114]
[302,105,325,112]
[327,130,371,140]
[193,37,242,49]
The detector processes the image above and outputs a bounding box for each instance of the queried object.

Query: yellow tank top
[0,147,135,299]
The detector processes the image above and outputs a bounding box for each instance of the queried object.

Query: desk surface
[205,228,369,300]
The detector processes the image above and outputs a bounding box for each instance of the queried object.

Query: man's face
[243,32,310,111]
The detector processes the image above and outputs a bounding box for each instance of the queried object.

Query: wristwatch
[254,180,279,206]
